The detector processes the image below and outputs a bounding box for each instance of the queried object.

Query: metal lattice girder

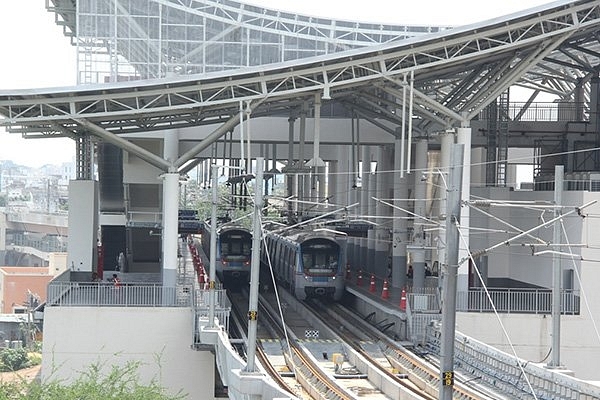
[2,0,600,137]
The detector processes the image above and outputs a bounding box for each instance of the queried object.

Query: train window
[301,240,339,276]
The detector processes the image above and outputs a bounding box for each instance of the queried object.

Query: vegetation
[0,348,31,372]
[0,360,187,400]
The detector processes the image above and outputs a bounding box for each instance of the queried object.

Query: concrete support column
[360,146,371,272]
[438,131,455,289]
[161,172,179,288]
[411,138,428,290]
[375,145,393,279]
[67,180,99,272]
[162,130,179,288]
[298,104,308,218]
[367,148,378,272]
[392,138,409,289]
[457,124,472,294]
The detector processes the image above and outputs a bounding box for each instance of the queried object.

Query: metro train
[261,228,347,301]
[200,221,252,283]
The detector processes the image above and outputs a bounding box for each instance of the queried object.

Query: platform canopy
[0,0,599,140]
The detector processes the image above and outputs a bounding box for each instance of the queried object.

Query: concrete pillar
[375,145,393,279]
[411,138,428,290]
[67,180,99,272]
[298,104,307,217]
[286,117,295,219]
[360,146,371,272]
[438,131,455,289]
[457,125,472,294]
[367,148,377,273]
[392,138,409,289]
[162,172,179,288]
[162,130,179,288]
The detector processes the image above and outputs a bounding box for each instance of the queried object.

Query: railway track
[228,284,505,399]
[308,300,507,400]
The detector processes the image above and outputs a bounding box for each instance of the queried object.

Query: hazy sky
[0,0,552,167]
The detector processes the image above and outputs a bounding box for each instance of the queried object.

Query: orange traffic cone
[381,279,389,300]
[357,270,363,286]
[399,287,407,311]
[369,274,376,293]
[345,263,351,280]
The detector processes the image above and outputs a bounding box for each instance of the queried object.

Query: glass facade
[66,0,447,84]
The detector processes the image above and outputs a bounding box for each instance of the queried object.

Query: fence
[46,281,218,308]
[457,288,580,315]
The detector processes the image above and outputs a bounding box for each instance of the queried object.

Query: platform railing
[47,281,194,307]
[457,288,580,315]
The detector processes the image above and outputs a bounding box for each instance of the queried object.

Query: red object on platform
[381,279,389,300]
[369,274,376,293]
[357,270,363,286]
[400,287,407,310]
[345,264,351,280]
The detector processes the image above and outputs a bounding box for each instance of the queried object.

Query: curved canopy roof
[1,0,599,146]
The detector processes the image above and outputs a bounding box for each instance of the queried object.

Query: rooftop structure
[2,0,600,398]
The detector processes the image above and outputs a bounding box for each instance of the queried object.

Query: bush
[0,348,30,372]
[26,353,41,367]
[0,360,187,400]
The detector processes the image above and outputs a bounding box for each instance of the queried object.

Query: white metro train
[261,228,347,301]
[201,221,252,283]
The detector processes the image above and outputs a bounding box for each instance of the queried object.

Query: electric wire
[560,220,600,345]
[455,223,540,400]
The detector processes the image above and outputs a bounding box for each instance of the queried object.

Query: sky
[0,0,552,168]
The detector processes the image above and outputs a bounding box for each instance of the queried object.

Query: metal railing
[457,288,580,315]
[478,101,588,122]
[426,324,600,399]
[47,282,193,307]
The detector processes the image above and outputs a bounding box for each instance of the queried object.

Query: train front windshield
[220,232,251,261]
[301,239,340,276]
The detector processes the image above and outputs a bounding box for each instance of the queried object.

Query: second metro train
[201,221,252,283]
[261,228,347,301]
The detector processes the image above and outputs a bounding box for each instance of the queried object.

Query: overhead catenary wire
[559,220,600,346]
[455,224,540,400]
[462,201,596,264]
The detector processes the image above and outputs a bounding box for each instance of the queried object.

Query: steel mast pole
[245,157,264,372]
[440,144,464,400]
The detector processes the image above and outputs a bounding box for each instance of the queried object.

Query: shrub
[0,348,30,372]
[0,360,187,400]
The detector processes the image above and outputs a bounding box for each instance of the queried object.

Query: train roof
[267,227,347,245]
[203,220,251,235]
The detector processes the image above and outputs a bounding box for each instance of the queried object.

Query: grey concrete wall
[42,307,214,400]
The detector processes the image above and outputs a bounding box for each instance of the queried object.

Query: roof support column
[375,145,393,279]
[298,103,308,218]
[161,130,179,290]
[457,123,472,294]
[360,145,371,272]
[411,138,429,291]
[285,116,296,221]
[392,136,408,289]
[438,131,455,290]
[367,147,377,274]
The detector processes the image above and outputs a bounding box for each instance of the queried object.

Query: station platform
[341,269,423,344]
[344,270,415,313]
